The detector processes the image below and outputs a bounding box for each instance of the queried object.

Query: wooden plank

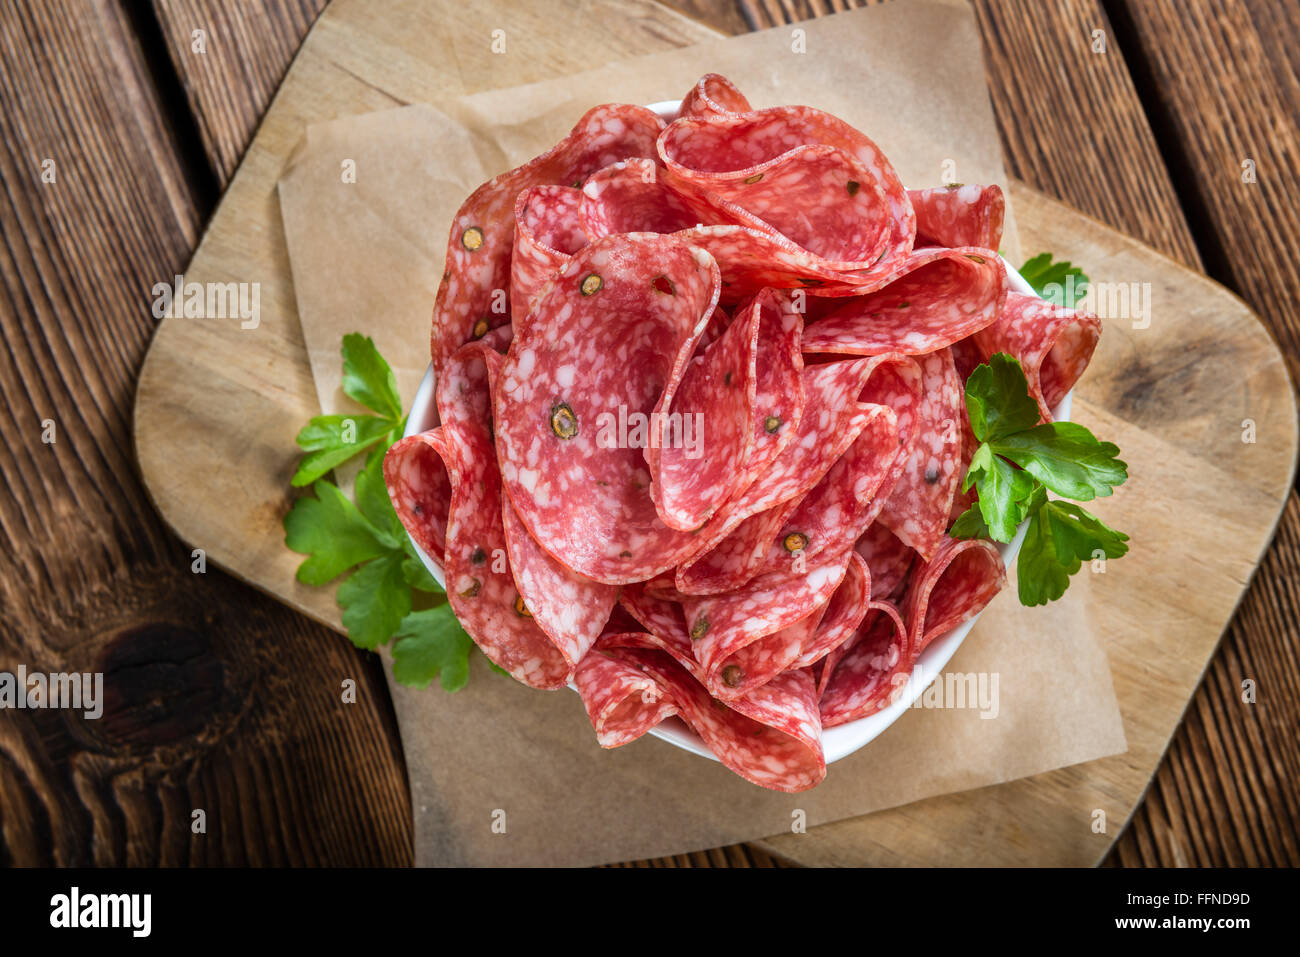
[150,0,328,186]
[743,0,1300,870]
[0,0,411,866]
[1097,0,1300,867]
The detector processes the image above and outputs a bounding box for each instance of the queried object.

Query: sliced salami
[679,72,752,119]
[854,522,915,601]
[494,233,721,584]
[431,104,665,375]
[902,535,1006,653]
[818,600,911,727]
[573,648,678,747]
[615,585,701,678]
[503,501,618,673]
[659,106,915,274]
[388,74,1110,792]
[791,550,872,669]
[908,184,1006,251]
[396,421,572,688]
[581,159,860,299]
[878,348,963,561]
[511,185,588,320]
[747,352,921,581]
[383,428,453,572]
[973,291,1101,419]
[608,645,826,791]
[436,339,499,433]
[674,353,872,594]
[681,552,849,699]
[801,247,1007,356]
[648,281,760,530]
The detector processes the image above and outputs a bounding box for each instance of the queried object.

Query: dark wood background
[0,0,1295,867]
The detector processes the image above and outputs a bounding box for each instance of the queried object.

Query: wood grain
[149,0,327,187]
[0,0,412,866]
[1097,0,1300,867]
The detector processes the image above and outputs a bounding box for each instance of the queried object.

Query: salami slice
[436,339,499,432]
[581,159,860,299]
[681,552,849,699]
[596,626,827,781]
[648,282,761,530]
[659,106,915,274]
[431,104,665,375]
[383,428,453,572]
[800,247,1007,356]
[495,233,721,584]
[818,600,911,727]
[854,521,915,601]
[679,73,752,120]
[607,645,826,791]
[503,501,618,673]
[662,123,889,268]
[511,185,588,319]
[908,184,1006,251]
[674,391,870,595]
[390,422,572,688]
[676,499,804,596]
[973,291,1101,419]
[903,535,1006,654]
[878,348,963,561]
[791,551,872,669]
[604,598,702,679]
[743,352,918,580]
[573,648,679,747]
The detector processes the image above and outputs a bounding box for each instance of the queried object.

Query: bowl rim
[401,98,1066,765]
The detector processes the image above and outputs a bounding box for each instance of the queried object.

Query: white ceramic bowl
[403,99,1068,765]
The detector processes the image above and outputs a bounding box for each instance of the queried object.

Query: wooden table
[0,0,1295,867]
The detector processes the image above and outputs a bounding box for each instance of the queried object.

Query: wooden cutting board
[132,0,1297,865]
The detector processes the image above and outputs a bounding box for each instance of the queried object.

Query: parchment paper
[277,0,1125,866]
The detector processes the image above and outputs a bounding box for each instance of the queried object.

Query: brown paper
[276,1,1124,866]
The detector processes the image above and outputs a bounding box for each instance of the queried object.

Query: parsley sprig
[283,334,475,689]
[951,352,1129,605]
[1019,252,1090,308]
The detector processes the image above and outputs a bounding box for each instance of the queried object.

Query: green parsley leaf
[391,606,474,690]
[1019,252,1090,308]
[949,503,990,540]
[354,440,403,538]
[1016,497,1129,605]
[1016,500,1070,606]
[990,421,1128,502]
[292,414,397,487]
[341,333,403,421]
[338,552,411,649]
[969,446,1037,543]
[284,480,397,585]
[1046,500,1130,563]
[401,548,445,594]
[964,353,1042,442]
